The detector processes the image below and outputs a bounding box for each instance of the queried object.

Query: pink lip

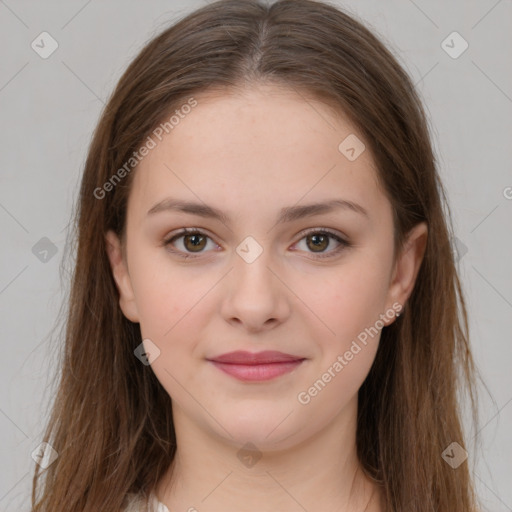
[208,350,304,364]
[207,351,306,382]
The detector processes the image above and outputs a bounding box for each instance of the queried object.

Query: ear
[384,222,428,324]
[105,230,140,323]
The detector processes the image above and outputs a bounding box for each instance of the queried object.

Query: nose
[220,247,291,333]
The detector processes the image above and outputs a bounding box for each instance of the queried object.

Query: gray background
[0,0,511,510]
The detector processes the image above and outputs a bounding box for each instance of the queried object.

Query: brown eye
[164,229,218,257]
[183,233,207,252]
[306,233,330,252]
[293,229,349,259]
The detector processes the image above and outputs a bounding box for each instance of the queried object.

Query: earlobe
[105,230,140,323]
[385,222,428,323]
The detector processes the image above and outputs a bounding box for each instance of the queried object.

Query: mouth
[206,350,306,382]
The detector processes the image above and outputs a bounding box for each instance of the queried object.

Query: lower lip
[209,360,305,381]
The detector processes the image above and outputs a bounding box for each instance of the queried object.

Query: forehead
[128,84,386,221]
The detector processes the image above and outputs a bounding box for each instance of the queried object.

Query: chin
[212,407,306,452]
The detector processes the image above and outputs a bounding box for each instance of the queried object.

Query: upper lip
[207,350,305,365]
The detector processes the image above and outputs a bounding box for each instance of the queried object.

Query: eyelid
[163,227,220,258]
[297,226,348,243]
[290,227,350,259]
[163,226,350,258]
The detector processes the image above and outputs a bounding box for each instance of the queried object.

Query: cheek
[296,253,392,344]
[293,262,390,413]
[129,249,216,401]
[128,246,215,341]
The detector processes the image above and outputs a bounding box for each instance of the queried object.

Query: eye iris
[184,233,206,252]
[307,233,329,252]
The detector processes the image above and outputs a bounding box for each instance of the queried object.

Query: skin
[106,83,427,512]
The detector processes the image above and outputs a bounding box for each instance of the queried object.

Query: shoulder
[123,493,146,512]
[123,492,170,512]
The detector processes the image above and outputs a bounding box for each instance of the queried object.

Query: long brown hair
[32,0,483,510]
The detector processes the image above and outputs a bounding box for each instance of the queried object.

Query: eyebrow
[146,197,369,224]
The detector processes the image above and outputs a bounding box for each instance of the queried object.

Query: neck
[155,395,383,511]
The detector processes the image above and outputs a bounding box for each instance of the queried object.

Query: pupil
[309,234,328,252]
[186,234,205,251]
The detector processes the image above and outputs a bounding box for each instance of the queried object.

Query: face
[106,84,426,450]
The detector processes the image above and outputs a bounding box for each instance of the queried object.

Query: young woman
[31,0,482,510]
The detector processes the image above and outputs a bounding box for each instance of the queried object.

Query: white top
[124,491,170,512]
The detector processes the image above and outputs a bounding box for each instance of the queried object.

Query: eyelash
[163,227,350,260]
